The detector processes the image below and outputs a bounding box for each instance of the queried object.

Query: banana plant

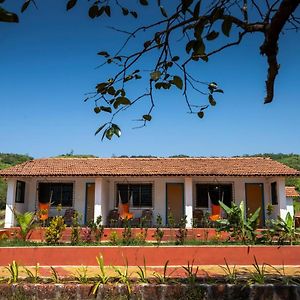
[11,208,36,241]
[217,201,261,244]
[274,212,300,245]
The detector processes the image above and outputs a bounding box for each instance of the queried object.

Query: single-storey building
[285,186,300,217]
[0,157,299,228]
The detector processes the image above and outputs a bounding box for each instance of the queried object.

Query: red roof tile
[285,186,300,197]
[0,157,299,177]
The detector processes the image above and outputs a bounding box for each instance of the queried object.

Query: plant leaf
[206,30,219,41]
[139,0,148,5]
[222,18,232,37]
[89,5,98,18]
[95,123,107,136]
[150,70,161,81]
[21,0,30,13]
[172,75,183,90]
[143,114,152,121]
[66,0,77,11]
[160,6,167,17]
[113,97,131,109]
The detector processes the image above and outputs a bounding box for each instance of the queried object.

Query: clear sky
[1,1,299,158]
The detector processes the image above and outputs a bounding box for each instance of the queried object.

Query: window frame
[115,182,153,209]
[194,182,234,209]
[37,181,74,207]
[15,181,26,204]
[271,181,278,205]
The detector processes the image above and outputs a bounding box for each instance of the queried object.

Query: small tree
[11,208,36,241]
[217,201,261,244]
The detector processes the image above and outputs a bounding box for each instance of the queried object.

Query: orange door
[85,183,95,224]
[245,183,264,227]
[166,183,184,225]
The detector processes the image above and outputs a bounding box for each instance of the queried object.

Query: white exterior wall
[4,179,16,228]
[4,175,289,227]
[286,197,294,218]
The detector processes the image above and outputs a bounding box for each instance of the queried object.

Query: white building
[0,157,299,228]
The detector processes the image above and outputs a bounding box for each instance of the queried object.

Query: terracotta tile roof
[285,186,300,197]
[0,157,299,177]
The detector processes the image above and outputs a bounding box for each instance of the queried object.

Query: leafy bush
[12,209,36,241]
[71,211,81,245]
[216,201,260,244]
[154,215,164,245]
[45,216,66,244]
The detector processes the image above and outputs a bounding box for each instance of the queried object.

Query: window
[116,183,152,208]
[38,182,73,207]
[196,184,232,208]
[15,181,25,203]
[271,182,278,205]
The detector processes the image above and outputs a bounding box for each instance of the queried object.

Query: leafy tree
[1,1,300,139]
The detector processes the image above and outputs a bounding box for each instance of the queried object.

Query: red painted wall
[0,246,299,266]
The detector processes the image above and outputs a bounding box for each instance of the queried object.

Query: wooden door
[245,183,264,227]
[166,183,184,225]
[85,183,95,224]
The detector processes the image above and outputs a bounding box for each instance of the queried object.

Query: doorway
[166,183,184,225]
[245,183,264,227]
[85,183,95,224]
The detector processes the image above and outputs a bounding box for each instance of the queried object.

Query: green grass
[0,210,5,228]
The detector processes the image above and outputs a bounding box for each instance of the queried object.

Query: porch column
[94,178,103,223]
[184,177,193,228]
[4,179,16,228]
[277,179,288,220]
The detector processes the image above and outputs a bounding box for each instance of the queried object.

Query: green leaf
[107,86,115,95]
[208,94,216,106]
[160,6,167,17]
[122,7,129,15]
[222,18,232,37]
[0,7,19,22]
[150,70,161,81]
[97,6,105,17]
[97,51,109,57]
[111,124,121,137]
[185,40,195,54]
[214,89,224,93]
[66,0,77,11]
[197,111,204,118]
[172,56,180,62]
[106,128,114,140]
[94,107,101,114]
[96,82,107,94]
[139,0,148,5]
[95,123,107,136]
[206,31,219,41]
[172,76,183,90]
[193,0,201,18]
[104,5,111,17]
[143,114,152,121]
[88,5,98,18]
[193,39,205,55]
[113,97,131,109]
[21,0,30,13]
[182,0,194,14]
[100,106,112,113]
[219,201,232,215]
[130,11,138,18]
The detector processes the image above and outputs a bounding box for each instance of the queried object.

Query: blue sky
[1,1,299,158]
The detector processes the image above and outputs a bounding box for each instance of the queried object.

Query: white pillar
[94,178,103,223]
[4,179,16,228]
[184,177,193,228]
[277,178,288,220]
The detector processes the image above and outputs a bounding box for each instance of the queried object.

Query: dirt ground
[0,264,299,280]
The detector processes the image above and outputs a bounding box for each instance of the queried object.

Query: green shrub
[45,216,66,244]
[216,201,260,244]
